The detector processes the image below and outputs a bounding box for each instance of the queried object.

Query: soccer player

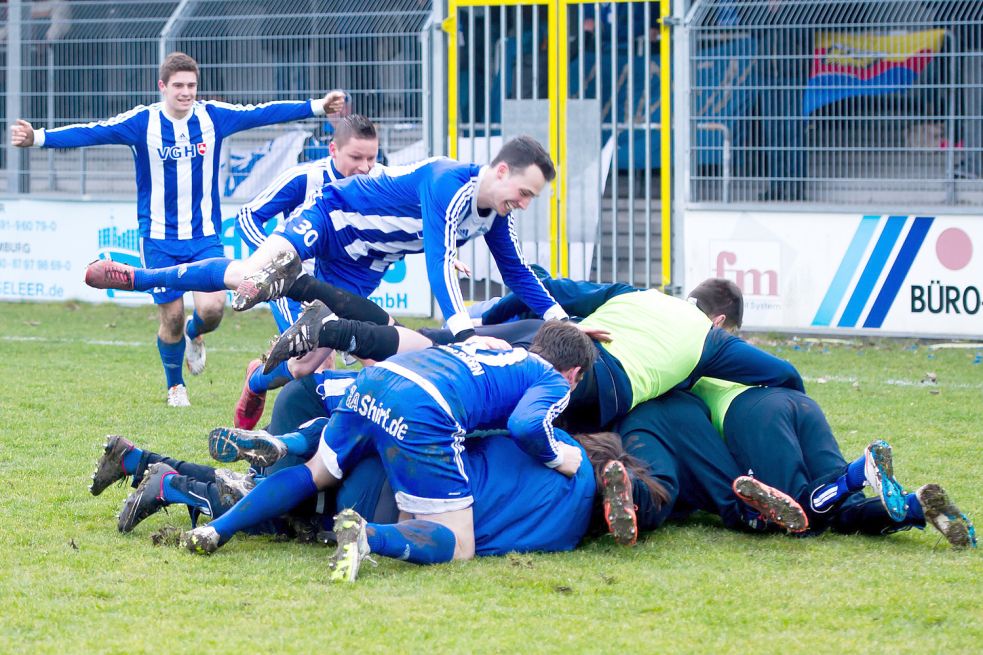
[11,52,346,406]
[690,378,977,548]
[83,136,572,347]
[233,114,381,429]
[180,321,597,581]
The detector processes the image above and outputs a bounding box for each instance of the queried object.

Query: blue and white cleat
[916,484,977,549]
[864,440,907,522]
[208,427,287,468]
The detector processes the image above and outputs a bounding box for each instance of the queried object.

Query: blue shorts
[318,363,472,515]
[276,206,389,297]
[140,235,225,305]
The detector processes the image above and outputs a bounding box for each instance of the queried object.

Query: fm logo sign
[713,246,779,297]
[157,143,208,160]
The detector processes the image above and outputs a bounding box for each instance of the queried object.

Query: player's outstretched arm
[10,119,35,147]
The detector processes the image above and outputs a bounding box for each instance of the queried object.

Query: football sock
[810,456,867,513]
[132,258,231,292]
[122,447,143,478]
[160,473,212,515]
[905,493,925,523]
[318,319,400,360]
[287,275,391,325]
[207,464,318,543]
[248,360,293,394]
[158,337,186,388]
[278,431,313,456]
[186,311,206,340]
[365,521,457,565]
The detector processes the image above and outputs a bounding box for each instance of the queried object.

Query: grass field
[0,300,980,654]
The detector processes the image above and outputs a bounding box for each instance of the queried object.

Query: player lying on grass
[83,136,572,350]
[179,322,597,578]
[689,378,977,548]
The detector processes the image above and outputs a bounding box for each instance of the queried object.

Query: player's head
[329,114,379,177]
[573,431,671,510]
[486,136,556,215]
[158,52,199,116]
[530,320,597,389]
[688,278,743,332]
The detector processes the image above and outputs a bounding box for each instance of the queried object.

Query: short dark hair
[688,278,743,330]
[530,320,597,373]
[333,114,377,147]
[491,136,556,182]
[159,52,199,85]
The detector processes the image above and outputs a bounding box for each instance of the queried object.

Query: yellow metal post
[444,3,459,159]
[659,0,672,291]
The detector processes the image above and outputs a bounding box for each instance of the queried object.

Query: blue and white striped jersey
[279,157,566,335]
[35,99,324,241]
[374,344,572,467]
[236,156,374,251]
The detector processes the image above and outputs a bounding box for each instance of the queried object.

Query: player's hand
[452,259,472,278]
[576,323,612,343]
[321,90,348,115]
[463,334,510,351]
[10,119,34,147]
[554,442,582,477]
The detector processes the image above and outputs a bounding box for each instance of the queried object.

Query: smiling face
[489,162,548,215]
[158,71,198,119]
[329,136,379,177]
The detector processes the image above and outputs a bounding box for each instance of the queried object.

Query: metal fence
[1,0,431,196]
[682,0,983,208]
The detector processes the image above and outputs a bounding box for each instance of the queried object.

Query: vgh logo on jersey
[157,143,208,160]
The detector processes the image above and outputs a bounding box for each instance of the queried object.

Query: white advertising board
[683,211,983,337]
[0,197,431,316]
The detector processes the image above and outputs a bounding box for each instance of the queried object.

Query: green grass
[0,301,980,654]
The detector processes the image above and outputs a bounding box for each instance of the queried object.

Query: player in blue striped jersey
[232,115,380,430]
[84,136,570,344]
[12,52,346,406]
[180,321,598,577]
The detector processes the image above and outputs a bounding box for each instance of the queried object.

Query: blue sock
[248,360,293,394]
[812,456,867,512]
[122,447,143,476]
[365,521,457,565]
[160,474,210,512]
[844,455,866,492]
[278,431,312,456]
[186,311,206,340]
[132,258,231,292]
[158,337,186,388]
[207,464,317,542]
[905,493,925,524]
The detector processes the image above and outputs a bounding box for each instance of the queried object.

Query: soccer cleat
[167,384,191,407]
[90,435,137,496]
[328,509,371,583]
[733,476,809,534]
[118,462,175,533]
[231,250,302,311]
[864,440,907,522]
[84,258,135,290]
[233,359,267,430]
[263,300,337,374]
[184,317,206,376]
[181,525,222,555]
[916,484,977,549]
[601,460,637,546]
[208,426,287,468]
[214,468,256,505]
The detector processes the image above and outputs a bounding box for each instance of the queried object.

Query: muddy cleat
[263,300,337,374]
[234,359,267,430]
[90,435,137,496]
[231,250,302,311]
[184,317,206,376]
[214,468,256,505]
[167,384,191,407]
[181,525,222,555]
[84,258,135,290]
[208,426,287,468]
[733,476,809,534]
[328,509,371,582]
[864,440,907,522]
[917,484,977,549]
[601,460,637,546]
[118,462,175,533]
